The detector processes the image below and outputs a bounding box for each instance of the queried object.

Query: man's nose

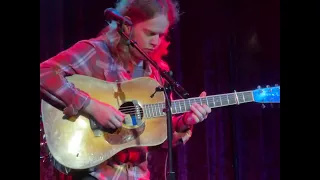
[150,35,160,48]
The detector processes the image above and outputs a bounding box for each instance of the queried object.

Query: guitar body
[41,75,167,171]
[41,74,280,173]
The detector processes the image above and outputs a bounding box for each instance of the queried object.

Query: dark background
[40,0,280,179]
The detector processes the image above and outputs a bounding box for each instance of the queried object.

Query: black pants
[73,176,96,180]
[71,171,97,180]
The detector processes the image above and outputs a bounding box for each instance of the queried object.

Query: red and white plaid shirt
[40,35,193,180]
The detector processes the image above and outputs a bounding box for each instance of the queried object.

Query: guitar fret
[171,102,175,114]
[161,104,164,115]
[231,94,236,104]
[161,103,164,115]
[145,104,149,118]
[144,104,148,118]
[228,94,235,104]
[170,102,174,113]
[226,95,229,104]
[158,104,161,116]
[221,95,225,106]
[250,92,254,101]
[214,96,220,106]
[224,95,229,105]
[152,104,155,117]
[241,93,245,102]
[156,104,159,116]
[148,104,151,118]
[152,104,156,117]
[174,103,177,114]
[172,102,175,114]
[237,92,244,103]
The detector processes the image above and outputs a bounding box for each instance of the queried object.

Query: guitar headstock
[253,85,280,104]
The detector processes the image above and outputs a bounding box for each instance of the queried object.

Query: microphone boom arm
[116,23,190,180]
[119,26,190,99]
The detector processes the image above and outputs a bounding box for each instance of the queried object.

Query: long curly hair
[98,0,180,72]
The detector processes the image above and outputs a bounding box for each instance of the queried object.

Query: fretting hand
[183,91,211,125]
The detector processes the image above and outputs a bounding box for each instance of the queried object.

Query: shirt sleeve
[160,93,194,148]
[40,40,98,116]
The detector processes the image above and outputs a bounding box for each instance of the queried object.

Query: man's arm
[159,92,194,148]
[163,91,210,147]
[40,40,98,116]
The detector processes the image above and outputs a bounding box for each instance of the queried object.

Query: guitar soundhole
[119,101,144,127]
[103,101,145,145]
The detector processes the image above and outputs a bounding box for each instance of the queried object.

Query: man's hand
[83,98,125,129]
[184,91,211,125]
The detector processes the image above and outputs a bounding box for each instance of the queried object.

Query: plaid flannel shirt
[40,35,193,180]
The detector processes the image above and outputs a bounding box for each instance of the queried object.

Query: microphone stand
[116,23,190,180]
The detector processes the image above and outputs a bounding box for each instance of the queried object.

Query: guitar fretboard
[143,91,254,118]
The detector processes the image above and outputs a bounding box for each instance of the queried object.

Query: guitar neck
[143,91,254,118]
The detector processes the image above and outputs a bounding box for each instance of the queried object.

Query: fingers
[198,90,211,116]
[102,112,124,129]
[190,104,205,122]
[193,103,206,117]
[200,91,207,97]
[115,111,125,122]
[202,104,211,114]
[106,121,116,129]
[189,102,211,123]
[110,117,122,128]
[110,105,126,118]
[109,107,125,128]
[190,113,200,124]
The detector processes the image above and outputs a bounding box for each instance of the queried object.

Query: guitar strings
[118,94,253,117]
[118,93,252,110]
[121,95,253,111]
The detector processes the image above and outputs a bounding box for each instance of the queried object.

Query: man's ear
[122,16,132,35]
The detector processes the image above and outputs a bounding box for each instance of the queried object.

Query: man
[40,0,212,179]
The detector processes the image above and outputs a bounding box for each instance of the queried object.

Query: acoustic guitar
[40,74,280,173]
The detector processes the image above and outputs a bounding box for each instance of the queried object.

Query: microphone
[104,8,133,26]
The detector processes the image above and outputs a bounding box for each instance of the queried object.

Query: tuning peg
[275,84,278,86]
[257,85,261,89]
[266,85,270,88]
[270,103,273,108]
[261,104,266,109]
